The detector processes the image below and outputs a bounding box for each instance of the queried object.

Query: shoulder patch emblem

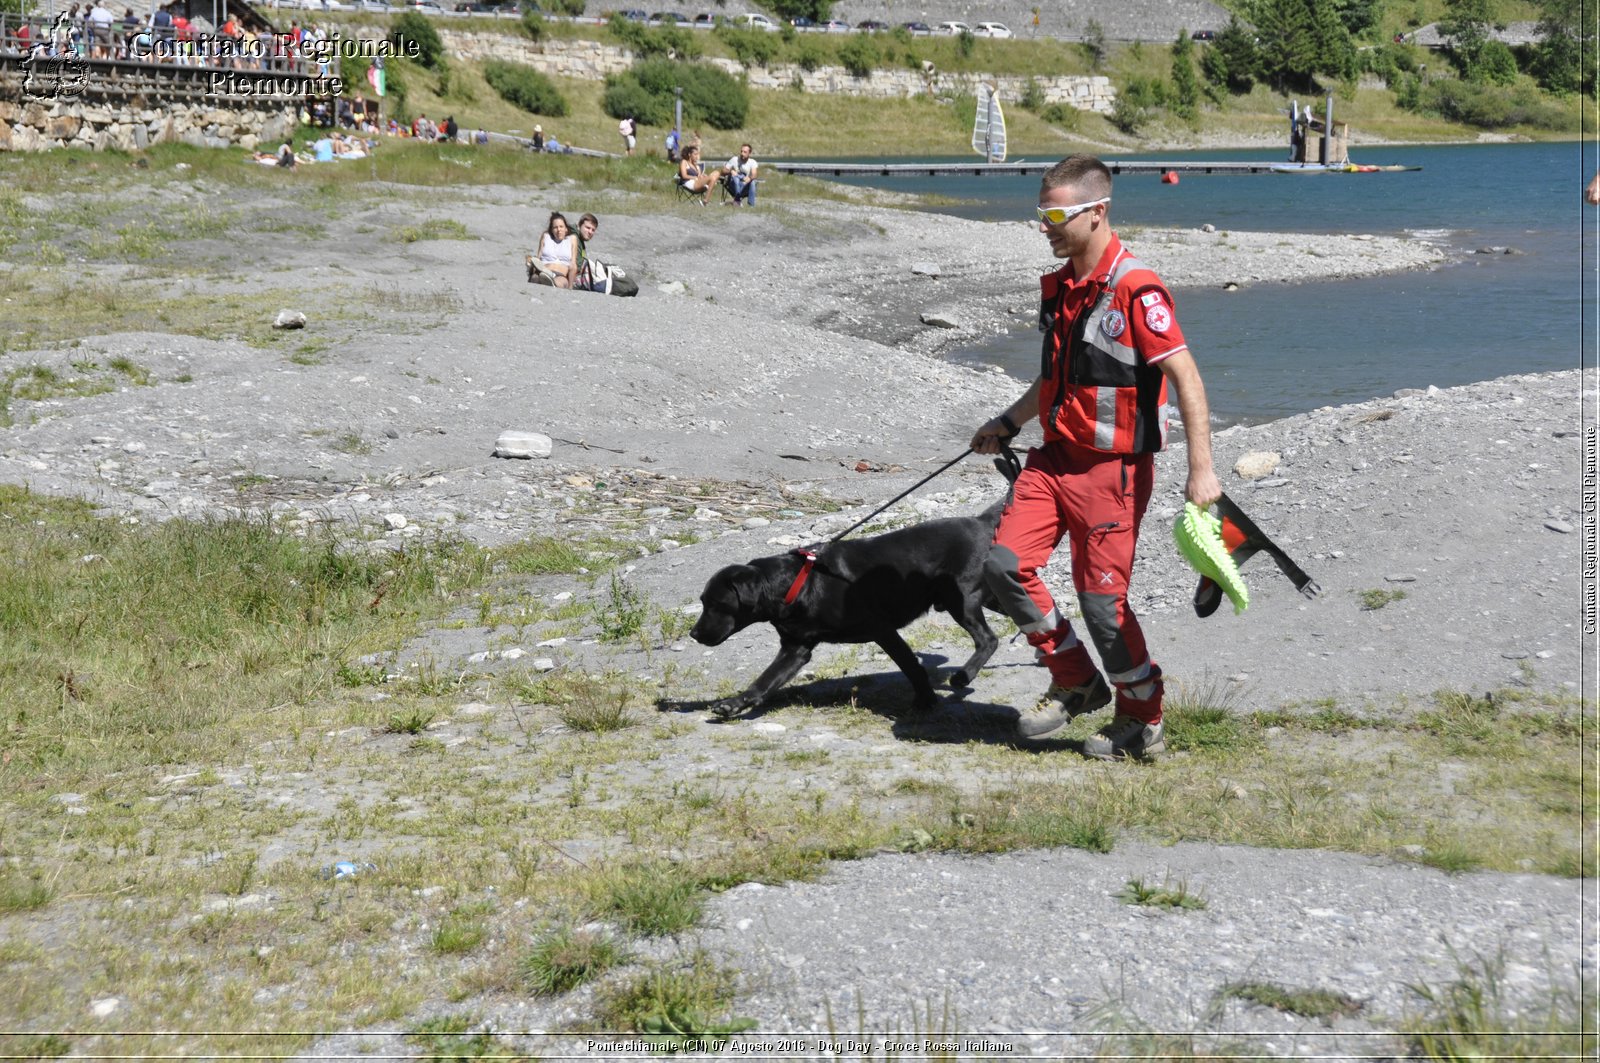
[1101,310,1126,338]
[1145,304,1172,333]
[1140,291,1164,307]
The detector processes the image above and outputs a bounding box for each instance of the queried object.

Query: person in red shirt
[970,154,1221,760]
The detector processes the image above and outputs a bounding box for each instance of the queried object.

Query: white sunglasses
[1035,197,1109,225]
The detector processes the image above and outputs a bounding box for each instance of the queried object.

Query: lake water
[809,141,1596,425]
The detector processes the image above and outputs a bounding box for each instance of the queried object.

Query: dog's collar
[782,548,818,606]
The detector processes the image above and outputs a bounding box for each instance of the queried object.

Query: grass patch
[1404,952,1597,1061]
[496,536,591,575]
[393,218,475,243]
[520,926,629,995]
[1218,981,1361,1020]
[595,861,703,937]
[430,902,493,955]
[593,950,755,1049]
[1119,876,1207,911]
[596,573,649,645]
[405,1014,507,1061]
[1359,587,1408,610]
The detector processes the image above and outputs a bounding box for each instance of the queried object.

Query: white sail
[971,82,1007,163]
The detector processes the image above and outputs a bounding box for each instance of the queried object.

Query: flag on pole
[367,54,385,97]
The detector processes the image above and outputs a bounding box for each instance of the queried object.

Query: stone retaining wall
[441,31,1116,112]
[0,91,298,152]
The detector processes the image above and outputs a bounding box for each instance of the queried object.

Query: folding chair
[673,178,705,205]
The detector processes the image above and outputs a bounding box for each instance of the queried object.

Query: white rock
[911,261,942,276]
[493,430,553,459]
[1234,451,1281,481]
[272,309,307,330]
[383,513,408,530]
[658,281,688,296]
[533,657,557,672]
[751,721,787,733]
[90,997,121,1018]
[919,307,963,329]
[501,647,525,660]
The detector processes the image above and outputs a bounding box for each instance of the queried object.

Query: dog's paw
[947,668,972,690]
[709,696,752,720]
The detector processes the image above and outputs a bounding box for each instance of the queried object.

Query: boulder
[493,430,554,459]
[272,309,307,330]
[1234,451,1281,481]
[47,115,81,139]
[919,307,963,329]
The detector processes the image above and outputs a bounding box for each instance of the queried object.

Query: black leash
[827,442,1021,545]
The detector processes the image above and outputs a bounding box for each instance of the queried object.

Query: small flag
[367,55,385,97]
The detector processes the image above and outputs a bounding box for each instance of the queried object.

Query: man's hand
[970,417,1012,455]
[1587,171,1600,206]
[1186,466,1222,509]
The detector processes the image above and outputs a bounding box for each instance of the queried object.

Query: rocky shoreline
[3,176,1591,1060]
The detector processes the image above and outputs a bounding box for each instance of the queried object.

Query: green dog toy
[1173,502,1249,615]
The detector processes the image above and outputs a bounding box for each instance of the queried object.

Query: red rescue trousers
[984,441,1164,723]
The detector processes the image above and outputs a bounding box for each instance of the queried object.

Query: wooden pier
[766,160,1290,178]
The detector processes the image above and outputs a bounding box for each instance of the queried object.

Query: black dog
[689,492,1009,719]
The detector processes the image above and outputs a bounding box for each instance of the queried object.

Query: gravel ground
[2,176,1591,1061]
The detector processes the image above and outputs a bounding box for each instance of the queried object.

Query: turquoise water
[806,141,1597,424]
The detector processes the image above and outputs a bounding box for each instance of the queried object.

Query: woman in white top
[532,212,578,288]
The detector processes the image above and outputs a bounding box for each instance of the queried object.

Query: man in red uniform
[970,154,1221,758]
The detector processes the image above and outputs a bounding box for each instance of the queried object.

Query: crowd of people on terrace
[2,7,335,77]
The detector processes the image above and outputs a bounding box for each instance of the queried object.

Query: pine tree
[1171,31,1200,121]
[1251,0,1319,90]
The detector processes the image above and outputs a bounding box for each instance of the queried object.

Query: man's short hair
[578,212,599,230]
[740,143,752,152]
[1041,154,1112,200]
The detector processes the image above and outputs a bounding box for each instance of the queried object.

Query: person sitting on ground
[444,115,459,142]
[527,211,578,287]
[312,133,335,162]
[676,144,728,205]
[723,142,759,207]
[531,124,544,152]
[571,212,640,297]
[251,142,298,169]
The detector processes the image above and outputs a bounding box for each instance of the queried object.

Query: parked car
[736,11,777,30]
[357,0,394,11]
[650,9,689,21]
[820,17,849,32]
[973,21,1011,37]
[900,20,930,34]
[855,18,887,31]
[411,1,445,13]
[692,11,730,24]
[1190,28,1216,40]
[933,20,970,35]
[787,14,813,27]
[616,8,649,20]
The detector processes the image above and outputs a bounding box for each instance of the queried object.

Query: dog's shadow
[656,656,1087,752]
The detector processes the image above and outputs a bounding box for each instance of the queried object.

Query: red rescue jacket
[1038,237,1183,454]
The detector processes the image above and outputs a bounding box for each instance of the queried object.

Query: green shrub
[715,23,781,67]
[838,34,877,77]
[601,77,669,126]
[1039,102,1080,130]
[793,36,825,72]
[608,13,698,59]
[389,11,443,70]
[1414,77,1569,129]
[603,59,748,130]
[1018,77,1045,111]
[483,59,569,116]
[1469,39,1519,86]
[520,7,545,41]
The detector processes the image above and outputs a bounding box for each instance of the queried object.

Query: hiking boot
[1083,714,1166,760]
[1015,673,1112,740]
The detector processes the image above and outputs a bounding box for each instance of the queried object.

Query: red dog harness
[783,548,818,605]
